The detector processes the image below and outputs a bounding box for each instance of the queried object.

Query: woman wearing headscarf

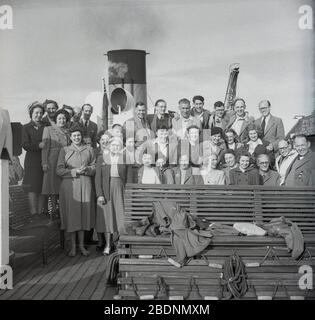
[56,125,96,257]
[22,102,46,218]
[95,137,128,255]
[42,109,71,216]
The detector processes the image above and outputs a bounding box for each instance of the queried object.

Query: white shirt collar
[154,138,168,145]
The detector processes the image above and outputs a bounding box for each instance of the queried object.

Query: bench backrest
[124,184,315,234]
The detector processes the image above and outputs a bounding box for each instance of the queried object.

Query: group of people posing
[21,96,315,256]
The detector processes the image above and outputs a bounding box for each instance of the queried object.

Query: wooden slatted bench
[118,184,315,300]
[9,185,63,265]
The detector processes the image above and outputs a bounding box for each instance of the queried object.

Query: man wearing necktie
[80,104,98,148]
[275,139,298,185]
[254,100,285,152]
[285,134,315,186]
[228,98,254,143]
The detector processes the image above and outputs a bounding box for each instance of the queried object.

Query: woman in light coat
[57,125,96,257]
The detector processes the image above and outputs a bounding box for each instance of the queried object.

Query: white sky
[0,0,314,133]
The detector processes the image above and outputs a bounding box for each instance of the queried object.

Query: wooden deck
[0,228,117,300]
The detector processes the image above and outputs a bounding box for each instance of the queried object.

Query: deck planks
[0,228,114,300]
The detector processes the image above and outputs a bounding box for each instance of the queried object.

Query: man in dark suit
[227,98,254,143]
[285,134,315,186]
[147,99,173,135]
[80,103,98,148]
[254,100,285,151]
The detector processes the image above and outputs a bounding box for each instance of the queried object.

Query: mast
[224,63,240,111]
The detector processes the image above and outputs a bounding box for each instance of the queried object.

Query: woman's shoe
[68,249,76,257]
[80,248,90,257]
[103,247,110,255]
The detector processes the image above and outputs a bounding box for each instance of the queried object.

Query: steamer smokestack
[107,49,147,125]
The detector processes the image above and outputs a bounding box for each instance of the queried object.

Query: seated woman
[237,123,273,164]
[95,137,127,255]
[138,153,161,184]
[230,151,260,185]
[57,125,96,257]
[200,154,225,185]
[224,128,243,150]
[221,149,238,185]
[169,154,203,185]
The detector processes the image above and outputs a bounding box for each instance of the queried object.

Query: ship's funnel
[106,49,147,126]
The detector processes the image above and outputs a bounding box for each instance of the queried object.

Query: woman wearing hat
[56,125,96,257]
[22,102,46,218]
[42,109,71,216]
[95,137,127,255]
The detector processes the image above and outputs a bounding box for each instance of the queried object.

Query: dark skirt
[95,177,125,234]
[23,166,44,193]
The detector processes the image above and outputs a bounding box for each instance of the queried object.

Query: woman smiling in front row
[57,125,96,257]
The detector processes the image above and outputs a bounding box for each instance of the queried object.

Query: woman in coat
[230,151,260,185]
[22,102,46,217]
[95,137,127,255]
[42,109,70,215]
[57,125,96,257]
[224,128,243,151]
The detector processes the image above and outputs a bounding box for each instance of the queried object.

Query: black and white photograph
[0,0,314,310]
